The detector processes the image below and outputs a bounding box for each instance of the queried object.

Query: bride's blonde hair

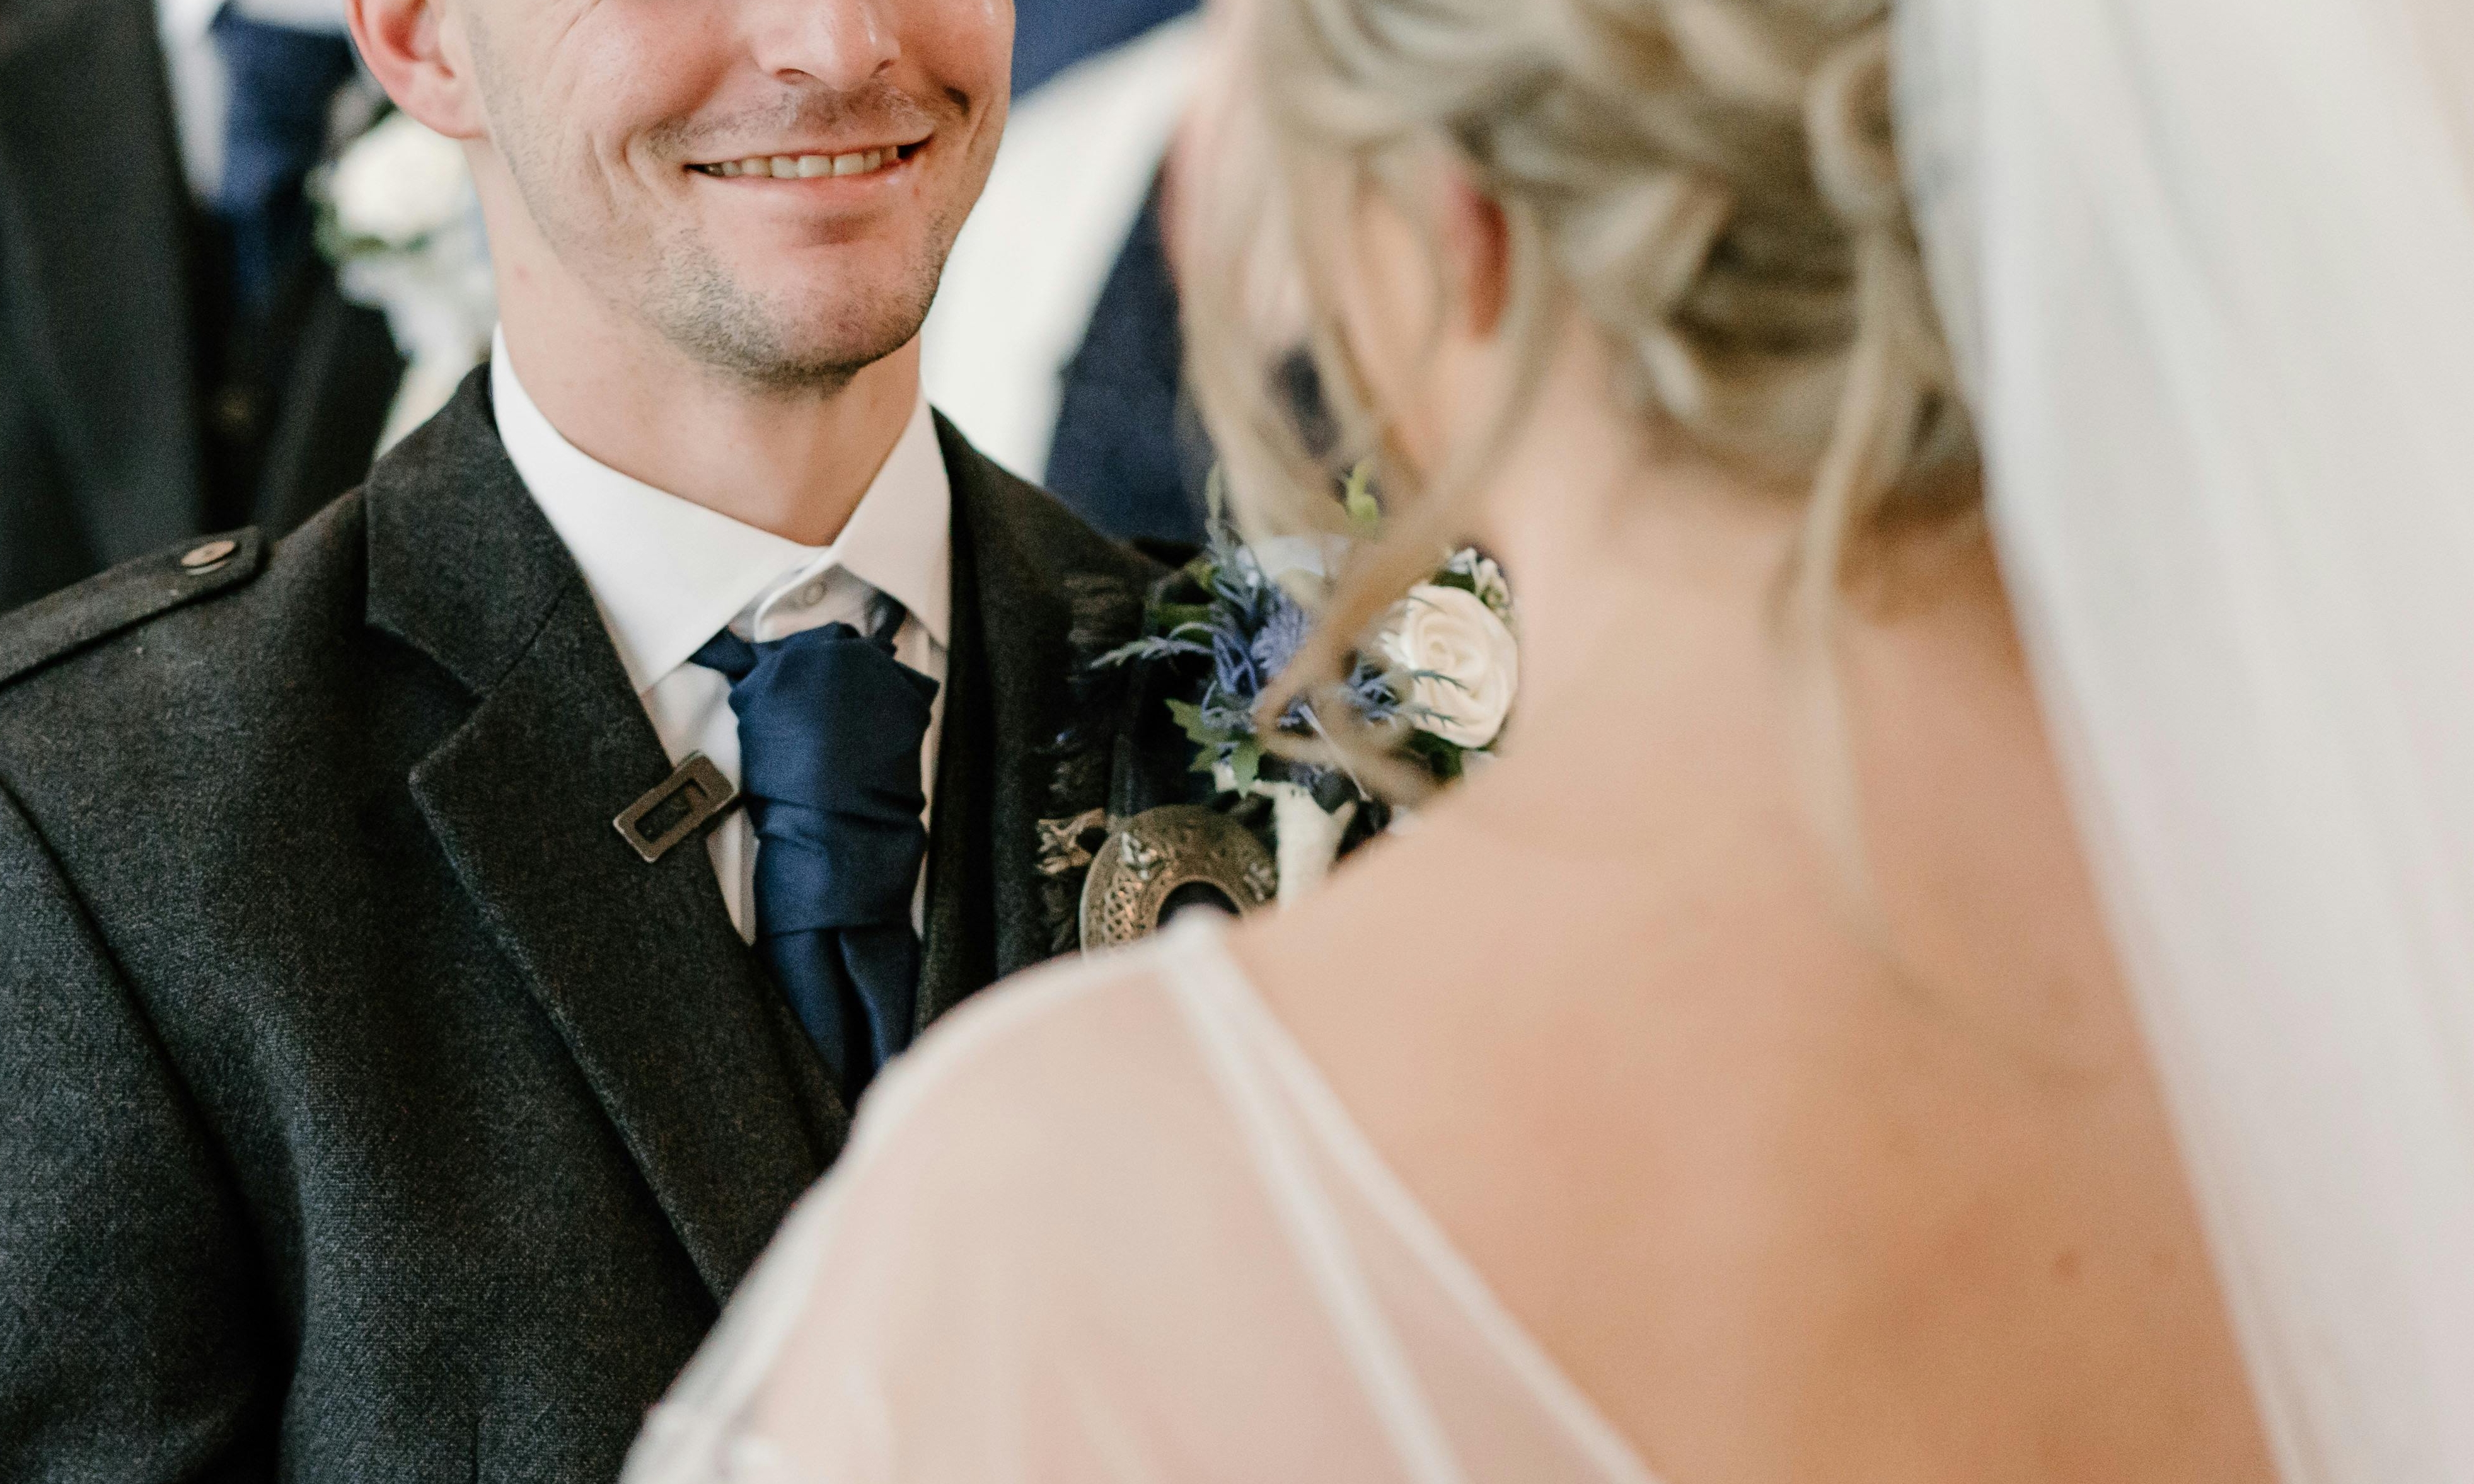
[1186,0,1977,793]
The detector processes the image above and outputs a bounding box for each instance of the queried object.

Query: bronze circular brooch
[1078,805,1278,949]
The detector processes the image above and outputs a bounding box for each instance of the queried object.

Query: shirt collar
[827,387,952,654]
[491,331,952,697]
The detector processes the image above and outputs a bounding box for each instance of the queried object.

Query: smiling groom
[0,0,1188,1479]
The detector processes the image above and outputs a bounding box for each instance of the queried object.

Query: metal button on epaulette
[180,539,238,575]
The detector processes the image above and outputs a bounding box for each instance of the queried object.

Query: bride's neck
[1464,375,1818,829]
[1430,371,2115,1062]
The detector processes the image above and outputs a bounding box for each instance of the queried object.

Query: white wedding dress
[625,915,1661,1484]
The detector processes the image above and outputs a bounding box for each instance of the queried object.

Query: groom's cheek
[939,0,1018,101]
[903,0,1017,183]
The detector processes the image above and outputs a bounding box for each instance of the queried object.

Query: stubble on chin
[636,222,949,398]
[631,82,973,394]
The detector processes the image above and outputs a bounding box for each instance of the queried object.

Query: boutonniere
[313,110,497,454]
[1083,471,1517,937]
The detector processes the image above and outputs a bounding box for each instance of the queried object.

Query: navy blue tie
[694,606,938,1108]
[209,7,360,311]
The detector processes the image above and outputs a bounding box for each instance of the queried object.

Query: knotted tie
[693,605,939,1107]
[209,7,360,311]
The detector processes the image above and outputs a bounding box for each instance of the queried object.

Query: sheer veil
[1893,3,2474,1478]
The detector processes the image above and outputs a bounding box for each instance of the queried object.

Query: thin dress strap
[1160,916,1665,1484]
[1159,917,1472,1484]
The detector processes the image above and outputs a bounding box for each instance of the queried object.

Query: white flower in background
[316,113,498,455]
[329,112,472,248]
[1444,548,1515,619]
[1379,584,1520,750]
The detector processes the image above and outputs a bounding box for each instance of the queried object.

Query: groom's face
[465,0,1010,388]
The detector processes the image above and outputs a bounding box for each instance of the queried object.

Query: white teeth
[707,148,901,180]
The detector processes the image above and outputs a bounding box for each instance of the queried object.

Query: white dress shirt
[492,337,953,943]
[155,0,354,202]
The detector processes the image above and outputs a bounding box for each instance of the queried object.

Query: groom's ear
[350,0,488,141]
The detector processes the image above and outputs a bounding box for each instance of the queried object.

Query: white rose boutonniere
[1099,471,1523,922]
[1379,584,1520,750]
[315,112,498,453]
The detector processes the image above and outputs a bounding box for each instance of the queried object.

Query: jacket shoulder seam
[0,530,268,691]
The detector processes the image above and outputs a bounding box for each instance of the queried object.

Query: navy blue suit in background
[1043,183,1215,549]
[1012,0,1199,98]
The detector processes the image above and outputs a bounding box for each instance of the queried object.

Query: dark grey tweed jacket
[0,370,1181,1482]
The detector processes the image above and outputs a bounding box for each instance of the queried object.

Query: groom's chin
[647,264,937,392]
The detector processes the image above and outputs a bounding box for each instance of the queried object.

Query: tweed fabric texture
[0,367,1177,1482]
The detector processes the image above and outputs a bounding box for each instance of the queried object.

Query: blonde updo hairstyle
[1187,0,1977,795]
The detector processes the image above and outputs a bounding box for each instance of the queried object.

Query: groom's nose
[743,0,903,92]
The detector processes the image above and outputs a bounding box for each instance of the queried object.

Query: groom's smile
[666,105,951,241]
[447,0,1012,389]
[685,140,925,181]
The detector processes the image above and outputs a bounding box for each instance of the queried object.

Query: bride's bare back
[1237,485,2271,1481]
[1186,0,2272,1464]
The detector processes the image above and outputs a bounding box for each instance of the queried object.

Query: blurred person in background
[924,9,1213,549]
[625,0,2474,1479]
[0,0,407,611]
[1010,0,1192,100]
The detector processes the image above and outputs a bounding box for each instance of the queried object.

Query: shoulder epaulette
[0,529,267,690]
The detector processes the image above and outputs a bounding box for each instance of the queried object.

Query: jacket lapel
[0,0,203,561]
[915,457,1003,1027]
[916,417,1154,1025]
[369,372,830,1301]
